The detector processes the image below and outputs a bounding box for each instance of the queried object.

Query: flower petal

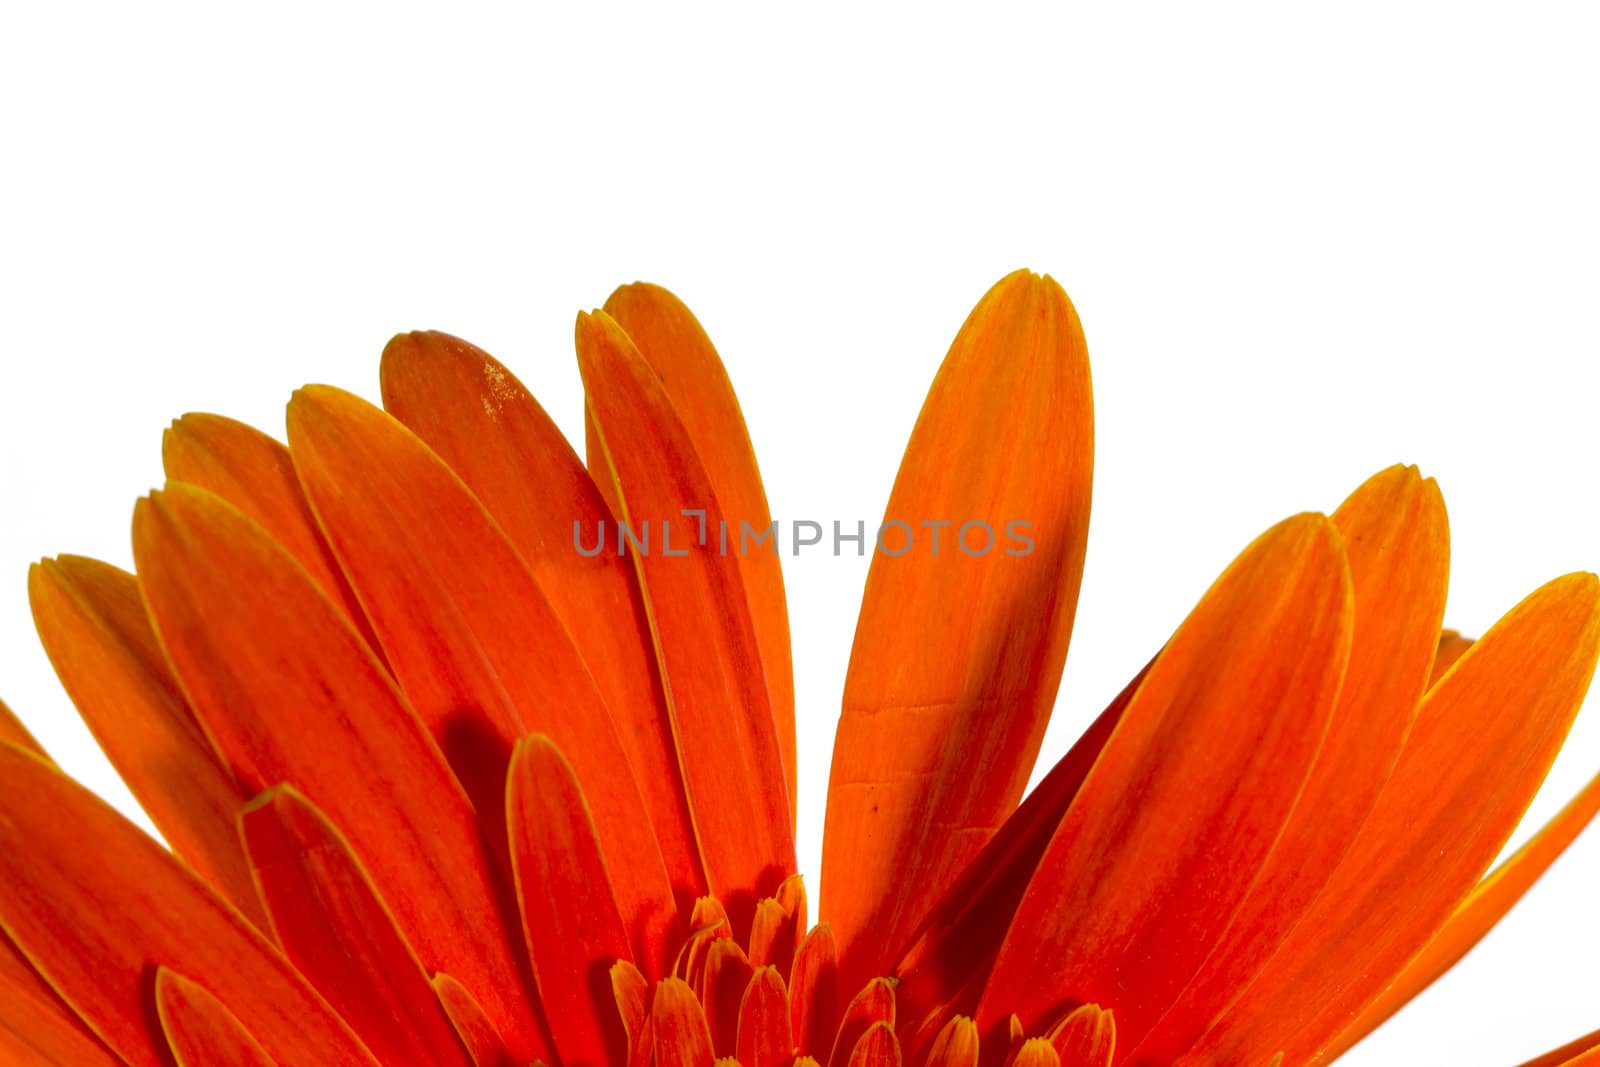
[1319,752,1600,1058]
[822,270,1093,992]
[1047,1005,1114,1067]
[847,1022,901,1067]
[653,977,715,1067]
[0,743,378,1067]
[790,924,841,1060]
[288,384,677,974]
[433,973,515,1067]
[737,966,793,1067]
[895,668,1142,1030]
[704,940,755,1058]
[578,309,795,918]
[131,482,544,1063]
[1126,465,1449,1061]
[611,961,655,1067]
[29,554,262,925]
[829,978,895,1067]
[602,282,797,827]
[976,513,1352,1046]
[163,412,381,651]
[239,785,474,1067]
[507,735,633,1067]
[925,1017,979,1067]
[381,330,704,899]
[1187,572,1600,1065]
[155,968,279,1067]
[0,927,122,1066]
[1007,1037,1059,1067]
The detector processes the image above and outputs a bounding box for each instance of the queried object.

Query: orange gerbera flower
[4,270,1600,1067]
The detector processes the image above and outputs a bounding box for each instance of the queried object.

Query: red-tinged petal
[829,978,896,1067]
[848,1022,902,1067]
[926,1017,980,1067]
[0,697,45,758]
[240,785,473,1067]
[750,875,806,978]
[1128,466,1449,1061]
[704,940,754,1057]
[381,331,705,899]
[131,482,545,1063]
[1188,572,1600,1066]
[29,555,263,926]
[163,413,381,652]
[612,961,655,1067]
[1321,763,1600,1060]
[155,969,279,1067]
[1008,1038,1060,1067]
[1047,1006,1114,1067]
[976,514,1352,1046]
[508,735,633,1067]
[602,282,797,828]
[288,384,677,974]
[653,978,715,1067]
[791,924,841,1060]
[0,743,378,1067]
[578,310,795,919]
[0,927,122,1066]
[1559,1052,1600,1067]
[434,973,515,1067]
[1430,629,1475,686]
[676,898,734,991]
[896,668,1144,1030]
[822,270,1094,993]
[738,966,793,1067]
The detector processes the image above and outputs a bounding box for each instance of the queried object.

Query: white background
[2,5,1598,1064]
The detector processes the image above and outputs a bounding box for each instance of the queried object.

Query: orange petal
[895,667,1143,1030]
[737,966,793,1067]
[976,513,1352,1045]
[828,978,896,1067]
[1046,1005,1114,1067]
[507,735,633,1067]
[0,743,378,1067]
[1519,1031,1600,1067]
[0,697,45,758]
[602,282,797,828]
[1322,755,1600,1058]
[749,875,807,978]
[155,969,280,1067]
[240,785,474,1067]
[1430,629,1475,686]
[131,482,544,1063]
[1188,572,1600,1065]
[0,926,122,1066]
[381,330,704,898]
[288,384,677,974]
[653,977,715,1067]
[790,923,842,1061]
[925,1016,980,1067]
[434,973,515,1067]
[847,1022,902,1067]
[1128,466,1449,1061]
[163,412,381,652]
[612,961,655,1067]
[1007,1037,1059,1067]
[704,940,755,1058]
[29,554,263,926]
[822,270,1094,993]
[578,309,795,918]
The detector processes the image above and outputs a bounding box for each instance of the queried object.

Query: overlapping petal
[822,269,1094,993]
